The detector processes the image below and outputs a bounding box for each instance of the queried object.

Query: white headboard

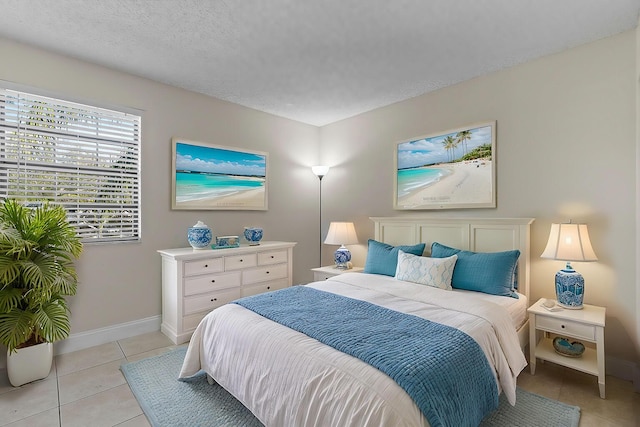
[370,217,535,302]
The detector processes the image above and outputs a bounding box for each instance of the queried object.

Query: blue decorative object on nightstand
[555,262,584,309]
[553,336,585,357]
[334,246,352,269]
[243,227,263,245]
[187,221,212,250]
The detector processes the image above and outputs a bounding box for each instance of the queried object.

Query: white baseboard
[0,315,161,370]
[53,315,162,356]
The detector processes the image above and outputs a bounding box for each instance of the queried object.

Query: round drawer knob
[211,279,215,283]
[270,255,274,259]
[239,259,243,262]
[210,298,217,302]
[267,286,271,290]
[561,325,565,329]
[266,271,270,274]
[204,264,208,268]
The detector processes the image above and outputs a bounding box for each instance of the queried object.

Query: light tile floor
[0,331,638,426]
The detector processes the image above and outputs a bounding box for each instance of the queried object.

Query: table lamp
[540,222,598,309]
[324,222,358,269]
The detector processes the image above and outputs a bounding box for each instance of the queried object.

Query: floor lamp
[312,166,329,266]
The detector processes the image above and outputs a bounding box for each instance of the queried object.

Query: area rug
[121,347,580,427]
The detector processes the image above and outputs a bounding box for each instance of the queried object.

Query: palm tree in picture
[456,130,472,157]
[442,135,456,162]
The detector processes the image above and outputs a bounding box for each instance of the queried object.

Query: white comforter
[180,273,528,427]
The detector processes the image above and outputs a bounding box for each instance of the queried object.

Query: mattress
[453,288,528,330]
[180,272,528,426]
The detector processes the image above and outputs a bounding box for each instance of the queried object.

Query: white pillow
[395,250,458,290]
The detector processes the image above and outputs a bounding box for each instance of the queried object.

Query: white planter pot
[7,342,53,387]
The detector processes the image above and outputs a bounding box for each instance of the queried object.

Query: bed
[180,217,534,426]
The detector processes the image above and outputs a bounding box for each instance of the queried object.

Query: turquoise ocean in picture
[397,168,450,198]
[175,172,264,203]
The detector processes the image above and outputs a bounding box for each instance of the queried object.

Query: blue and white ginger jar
[555,262,584,309]
[188,221,212,250]
[244,227,263,245]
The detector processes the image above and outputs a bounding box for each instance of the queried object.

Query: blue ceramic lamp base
[555,262,584,310]
[333,245,351,270]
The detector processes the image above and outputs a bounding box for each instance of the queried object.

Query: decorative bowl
[243,227,263,245]
[553,337,585,358]
[187,221,212,250]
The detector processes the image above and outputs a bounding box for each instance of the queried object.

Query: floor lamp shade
[311,165,330,179]
[541,223,598,309]
[324,222,358,269]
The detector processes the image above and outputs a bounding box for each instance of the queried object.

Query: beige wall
[0,38,322,334]
[1,28,639,375]
[320,30,638,367]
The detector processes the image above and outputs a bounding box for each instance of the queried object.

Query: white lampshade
[324,222,358,245]
[311,165,330,178]
[541,223,598,262]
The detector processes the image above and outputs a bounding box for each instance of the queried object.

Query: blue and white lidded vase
[333,245,352,269]
[243,227,263,246]
[555,262,584,309]
[188,221,212,250]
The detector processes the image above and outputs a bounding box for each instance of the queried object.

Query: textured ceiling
[1,1,638,126]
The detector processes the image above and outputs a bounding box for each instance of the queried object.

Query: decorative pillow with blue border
[364,239,426,277]
[430,242,520,298]
[395,250,458,290]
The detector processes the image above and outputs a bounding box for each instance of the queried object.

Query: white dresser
[158,241,297,344]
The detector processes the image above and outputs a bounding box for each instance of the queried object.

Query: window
[0,87,141,243]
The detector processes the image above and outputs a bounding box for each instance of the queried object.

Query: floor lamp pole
[318,175,323,267]
[311,166,329,267]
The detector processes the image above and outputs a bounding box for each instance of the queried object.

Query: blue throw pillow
[430,242,520,298]
[364,239,426,277]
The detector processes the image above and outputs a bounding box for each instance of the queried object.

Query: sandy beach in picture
[176,187,265,209]
[397,160,492,208]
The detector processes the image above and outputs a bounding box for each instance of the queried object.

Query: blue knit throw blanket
[234,286,498,427]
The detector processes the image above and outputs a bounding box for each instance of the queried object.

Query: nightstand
[311,265,364,281]
[528,298,606,398]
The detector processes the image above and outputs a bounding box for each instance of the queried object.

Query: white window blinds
[0,88,141,243]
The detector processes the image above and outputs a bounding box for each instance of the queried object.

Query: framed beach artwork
[171,138,268,210]
[394,121,496,210]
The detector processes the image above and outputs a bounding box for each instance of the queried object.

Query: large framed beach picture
[394,121,496,210]
[171,138,268,210]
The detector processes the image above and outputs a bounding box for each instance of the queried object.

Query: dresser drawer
[242,278,289,297]
[184,272,241,296]
[225,253,257,270]
[183,288,241,315]
[243,263,288,285]
[184,258,224,276]
[258,250,288,265]
[183,312,208,332]
[536,315,596,341]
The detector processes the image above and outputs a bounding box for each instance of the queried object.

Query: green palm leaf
[34,300,70,343]
[0,308,36,352]
[0,287,23,312]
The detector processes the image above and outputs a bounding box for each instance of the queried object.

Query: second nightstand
[311,265,364,281]
[528,297,606,398]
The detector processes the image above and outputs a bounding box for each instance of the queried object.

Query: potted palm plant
[0,199,82,386]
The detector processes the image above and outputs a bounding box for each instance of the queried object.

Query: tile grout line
[55,358,62,427]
